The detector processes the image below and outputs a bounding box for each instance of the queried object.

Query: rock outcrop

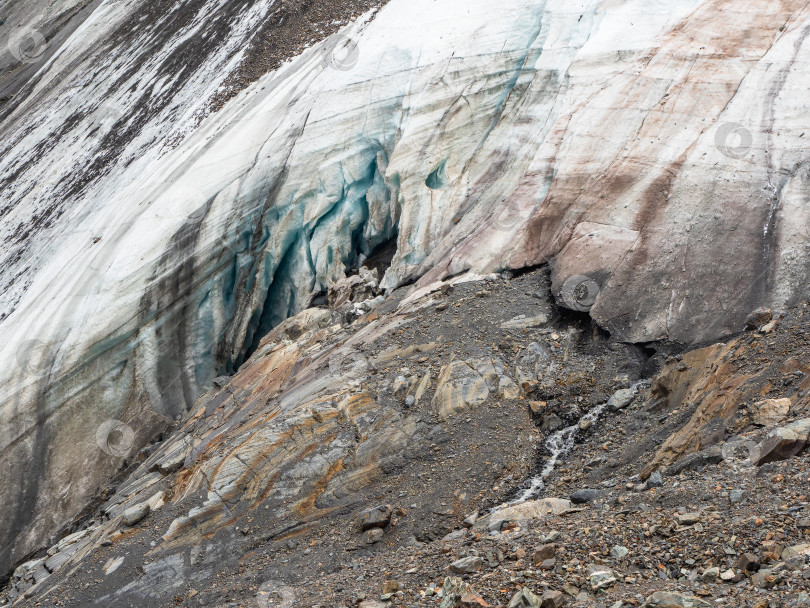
[1,270,651,604]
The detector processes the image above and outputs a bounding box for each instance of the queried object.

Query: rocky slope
[2,0,810,590]
[3,269,810,607]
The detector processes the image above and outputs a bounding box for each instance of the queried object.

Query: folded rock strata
[3,271,649,604]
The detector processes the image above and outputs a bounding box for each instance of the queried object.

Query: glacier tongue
[0,0,553,573]
[1,0,810,578]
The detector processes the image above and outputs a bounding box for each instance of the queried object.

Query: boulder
[752,398,791,426]
[533,544,558,564]
[449,556,483,574]
[508,588,541,608]
[122,502,150,526]
[359,505,392,531]
[439,577,474,608]
[540,590,566,608]
[642,591,712,608]
[486,498,572,527]
[781,543,810,560]
[752,418,810,465]
[607,388,635,411]
[587,565,616,591]
[745,307,773,329]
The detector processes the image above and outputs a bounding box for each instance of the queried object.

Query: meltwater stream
[511,381,647,504]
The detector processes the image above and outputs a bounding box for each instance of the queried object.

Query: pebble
[677,512,701,526]
[570,488,599,504]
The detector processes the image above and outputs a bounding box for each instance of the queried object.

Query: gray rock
[32,565,51,584]
[677,512,701,526]
[364,528,384,544]
[508,587,542,608]
[642,591,712,607]
[664,445,724,476]
[587,565,617,591]
[647,471,663,488]
[122,502,150,526]
[449,555,484,574]
[701,567,719,582]
[607,388,635,411]
[610,545,629,560]
[745,307,772,329]
[359,504,392,531]
[752,418,810,465]
[439,577,478,608]
[541,413,564,433]
[540,589,566,608]
[570,488,599,504]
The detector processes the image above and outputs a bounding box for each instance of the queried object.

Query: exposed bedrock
[0,0,809,579]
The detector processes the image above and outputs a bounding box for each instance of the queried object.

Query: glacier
[1,0,809,578]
